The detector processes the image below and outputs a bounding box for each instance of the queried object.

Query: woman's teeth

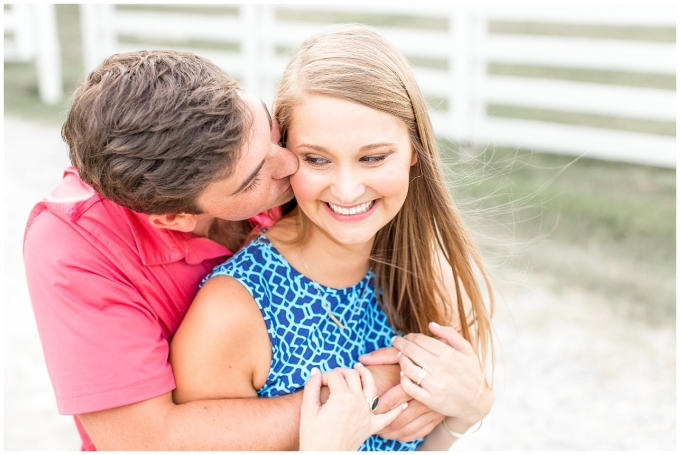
[327,200,375,215]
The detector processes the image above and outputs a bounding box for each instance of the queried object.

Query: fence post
[449,4,471,144]
[31,4,63,105]
[260,4,277,106]
[241,4,267,99]
[469,6,487,144]
[6,4,35,62]
[80,4,116,74]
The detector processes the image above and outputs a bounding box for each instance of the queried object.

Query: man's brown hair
[62,50,251,215]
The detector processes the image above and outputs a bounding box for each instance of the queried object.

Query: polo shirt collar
[124,209,231,266]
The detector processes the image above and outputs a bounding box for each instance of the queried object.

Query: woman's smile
[324,199,379,221]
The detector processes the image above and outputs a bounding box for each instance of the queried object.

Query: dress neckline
[255,234,373,292]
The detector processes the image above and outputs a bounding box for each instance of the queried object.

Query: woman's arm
[395,323,493,451]
[396,250,492,451]
[170,275,273,402]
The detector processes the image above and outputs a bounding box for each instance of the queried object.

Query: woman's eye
[303,156,330,166]
[360,155,387,163]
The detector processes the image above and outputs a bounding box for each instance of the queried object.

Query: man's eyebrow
[260,99,272,131]
[231,158,265,196]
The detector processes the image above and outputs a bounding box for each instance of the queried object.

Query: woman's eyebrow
[297,142,395,152]
[359,142,395,152]
[260,99,272,131]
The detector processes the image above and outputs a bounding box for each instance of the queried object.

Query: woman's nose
[330,167,366,203]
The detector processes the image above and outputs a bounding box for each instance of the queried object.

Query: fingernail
[397,351,402,358]
[430,321,440,327]
[402,402,409,410]
[391,336,397,344]
[310,367,320,376]
[399,371,404,377]
[354,362,364,368]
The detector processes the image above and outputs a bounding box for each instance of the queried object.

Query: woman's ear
[410,149,418,166]
[147,213,198,233]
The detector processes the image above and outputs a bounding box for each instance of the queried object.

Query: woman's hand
[299,364,406,451]
[392,322,493,429]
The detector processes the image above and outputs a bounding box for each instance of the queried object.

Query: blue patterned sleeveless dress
[202,234,424,451]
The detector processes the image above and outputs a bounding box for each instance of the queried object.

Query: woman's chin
[324,229,377,248]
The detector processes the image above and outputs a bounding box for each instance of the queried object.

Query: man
[24,50,443,450]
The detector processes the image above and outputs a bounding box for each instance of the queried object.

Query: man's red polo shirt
[23,167,276,450]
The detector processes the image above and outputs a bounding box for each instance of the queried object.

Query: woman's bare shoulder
[170,275,272,403]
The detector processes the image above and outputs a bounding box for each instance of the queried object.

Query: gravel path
[3,116,675,450]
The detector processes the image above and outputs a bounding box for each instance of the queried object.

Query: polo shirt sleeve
[24,209,176,415]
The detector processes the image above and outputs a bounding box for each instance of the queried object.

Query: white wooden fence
[13,3,679,167]
[4,4,63,105]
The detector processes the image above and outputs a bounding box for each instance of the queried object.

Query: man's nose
[271,144,299,180]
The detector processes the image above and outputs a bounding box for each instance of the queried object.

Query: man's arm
[79,364,405,450]
[79,391,302,450]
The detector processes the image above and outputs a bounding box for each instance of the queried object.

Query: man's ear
[147,213,198,233]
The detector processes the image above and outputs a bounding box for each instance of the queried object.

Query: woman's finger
[398,354,428,389]
[301,367,322,416]
[353,363,377,406]
[399,367,430,403]
[322,369,352,395]
[402,332,450,357]
[392,335,437,369]
[358,346,400,366]
[325,367,363,396]
[429,321,476,355]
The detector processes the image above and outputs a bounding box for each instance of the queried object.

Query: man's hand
[360,347,445,442]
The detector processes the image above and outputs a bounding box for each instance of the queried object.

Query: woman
[170,25,494,451]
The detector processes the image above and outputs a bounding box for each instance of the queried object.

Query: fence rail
[31,3,680,167]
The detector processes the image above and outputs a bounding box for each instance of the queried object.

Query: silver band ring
[416,367,426,386]
[365,396,379,412]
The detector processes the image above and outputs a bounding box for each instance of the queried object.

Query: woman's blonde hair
[274,25,494,372]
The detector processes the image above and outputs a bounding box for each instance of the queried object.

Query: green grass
[4,5,676,326]
[441,145,676,326]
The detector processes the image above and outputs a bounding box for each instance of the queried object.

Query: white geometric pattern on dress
[202,234,423,451]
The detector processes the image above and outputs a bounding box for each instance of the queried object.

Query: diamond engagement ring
[416,367,426,386]
[365,396,379,412]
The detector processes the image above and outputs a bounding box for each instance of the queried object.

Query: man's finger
[358,346,400,366]
[378,410,443,442]
[374,384,411,414]
[371,402,408,434]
